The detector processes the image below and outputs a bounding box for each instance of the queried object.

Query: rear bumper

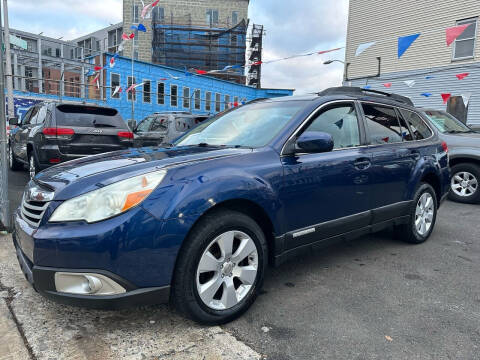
[14,238,170,309]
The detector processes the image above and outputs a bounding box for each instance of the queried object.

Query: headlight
[49,170,166,223]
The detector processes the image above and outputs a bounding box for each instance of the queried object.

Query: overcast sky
[5,0,348,94]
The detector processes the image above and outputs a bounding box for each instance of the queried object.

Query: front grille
[21,196,49,228]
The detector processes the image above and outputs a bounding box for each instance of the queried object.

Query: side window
[151,117,168,132]
[32,106,48,125]
[24,106,39,125]
[304,103,361,149]
[21,108,34,126]
[395,109,414,141]
[399,109,433,140]
[136,117,153,132]
[362,103,403,144]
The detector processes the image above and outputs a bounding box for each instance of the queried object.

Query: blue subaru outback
[13,87,450,325]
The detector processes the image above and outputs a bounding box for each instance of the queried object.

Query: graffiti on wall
[5,97,41,120]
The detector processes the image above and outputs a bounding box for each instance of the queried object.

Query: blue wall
[105,54,294,122]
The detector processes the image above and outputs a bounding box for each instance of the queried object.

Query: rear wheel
[8,144,23,171]
[395,183,438,244]
[172,210,267,325]
[449,163,480,204]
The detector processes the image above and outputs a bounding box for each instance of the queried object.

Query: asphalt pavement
[3,167,480,359]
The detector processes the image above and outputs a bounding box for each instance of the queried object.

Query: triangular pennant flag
[131,25,138,31]
[441,93,451,104]
[152,0,160,6]
[421,93,432,97]
[137,24,147,32]
[363,85,372,90]
[90,73,100,85]
[317,47,343,55]
[122,33,130,41]
[251,61,262,66]
[404,80,416,87]
[355,42,375,57]
[194,69,208,75]
[446,24,471,46]
[112,86,122,97]
[461,93,472,107]
[456,72,469,80]
[383,83,392,88]
[109,57,116,68]
[126,84,136,93]
[425,75,435,80]
[134,82,145,89]
[94,66,103,71]
[398,33,420,58]
[118,42,125,52]
[129,33,135,39]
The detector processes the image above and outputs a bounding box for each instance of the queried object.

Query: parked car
[133,112,209,147]
[420,109,480,204]
[13,87,450,325]
[8,103,133,178]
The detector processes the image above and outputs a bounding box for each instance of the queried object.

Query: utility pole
[2,0,14,120]
[0,3,10,231]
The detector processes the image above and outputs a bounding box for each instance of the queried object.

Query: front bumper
[14,238,170,309]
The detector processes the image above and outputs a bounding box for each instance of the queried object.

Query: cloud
[249,0,349,93]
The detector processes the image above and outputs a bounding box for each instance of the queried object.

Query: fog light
[54,272,126,295]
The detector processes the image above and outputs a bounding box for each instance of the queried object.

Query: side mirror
[9,116,19,126]
[296,131,334,154]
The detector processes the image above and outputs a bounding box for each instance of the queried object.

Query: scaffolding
[152,15,248,84]
[247,24,263,89]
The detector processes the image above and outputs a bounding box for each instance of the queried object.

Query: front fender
[141,151,283,234]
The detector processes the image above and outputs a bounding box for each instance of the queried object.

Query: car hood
[34,146,252,200]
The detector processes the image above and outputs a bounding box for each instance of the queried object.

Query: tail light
[42,127,75,139]
[441,141,448,153]
[118,131,134,140]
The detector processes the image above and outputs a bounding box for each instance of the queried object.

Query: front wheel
[172,210,267,325]
[395,183,438,244]
[449,163,480,204]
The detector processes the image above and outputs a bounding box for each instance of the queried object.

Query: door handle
[354,158,371,170]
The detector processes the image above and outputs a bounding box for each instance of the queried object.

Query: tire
[8,143,23,171]
[395,183,438,244]
[448,163,480,204]
[172,210,268,325]
[28,152,38,179]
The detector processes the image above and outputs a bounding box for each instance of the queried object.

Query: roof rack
[317,87,414,106]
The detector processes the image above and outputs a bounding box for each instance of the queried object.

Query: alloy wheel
[451,171,478,198]
[415,193,435,236]
[196,230,258,311]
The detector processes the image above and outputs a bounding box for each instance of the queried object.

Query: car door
[361,102,418,215]
[280,101,373,250]
[133,116,155,147]
[15,106,39,162]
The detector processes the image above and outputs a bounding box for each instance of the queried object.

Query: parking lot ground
[4,168,480,359]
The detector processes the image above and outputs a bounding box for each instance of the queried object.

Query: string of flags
[355,22,473,59]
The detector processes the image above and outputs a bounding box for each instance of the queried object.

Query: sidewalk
[0,234,261,360]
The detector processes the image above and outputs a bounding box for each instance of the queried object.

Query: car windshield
[174,100,307,148]
[423,110,473,134]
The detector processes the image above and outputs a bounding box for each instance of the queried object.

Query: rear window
[55,105,126,129]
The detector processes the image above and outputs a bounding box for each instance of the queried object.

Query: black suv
[9,103,133,178]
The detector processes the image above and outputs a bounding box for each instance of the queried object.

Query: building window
[206,9,219,27]
[158,82,165,105]
[183,87,190,108]
[232,11,239,25]
[132,5,139,23]
[453,18,478,60]
[111,73,120,99]
[194,89,201,110]
[224,95,230,110]
[215,93,221,112]
[206,92,212,111]
[153,7,164,22]
[128,76,136,101]
[171,84,178,107]
[143,80,151,103]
